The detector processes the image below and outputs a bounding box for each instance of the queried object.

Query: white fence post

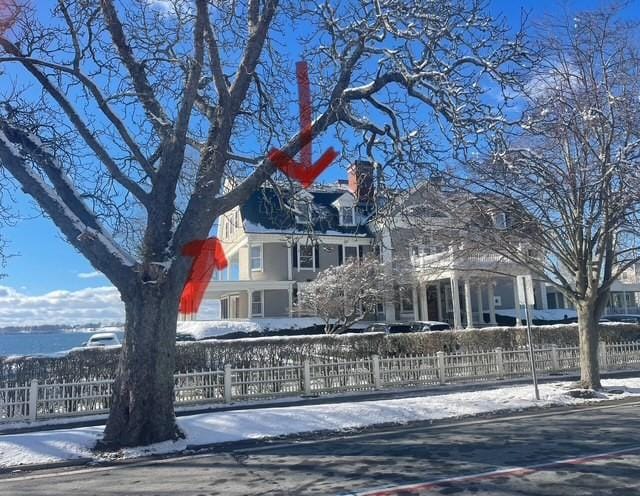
[371,355,381,389]
[599,341,608,371]
[29,379,38,422]
[437,351,446,384]
[495,348,504,378]
[303,360,311,396]
[223,364,232,403]
[550,345,559,372]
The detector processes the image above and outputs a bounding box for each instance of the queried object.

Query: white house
[191,161,564,329]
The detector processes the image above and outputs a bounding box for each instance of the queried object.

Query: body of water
[0,330,124,357]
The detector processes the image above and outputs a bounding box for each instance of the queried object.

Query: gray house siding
[252,242,289,281]
[263,289,290,317]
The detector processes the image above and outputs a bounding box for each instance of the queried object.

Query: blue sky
[0,0,635,325]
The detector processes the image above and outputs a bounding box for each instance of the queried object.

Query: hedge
[2,323,639,385]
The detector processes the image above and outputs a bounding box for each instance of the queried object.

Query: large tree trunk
[99,282,183,449]
[576,301,602,390]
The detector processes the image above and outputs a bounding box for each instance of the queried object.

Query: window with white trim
[344,245,358,261]
[251,291,264,316]
[295,200,311,224]
[339,206,355,226]
[399,286,414,313]
[299,244,314,269]
[493,212,507,230]
[250,244,263,271]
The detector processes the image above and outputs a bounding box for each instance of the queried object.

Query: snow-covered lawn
[177,317,325,340]
[2,378,640,468]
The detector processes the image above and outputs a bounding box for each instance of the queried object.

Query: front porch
[402,250,547,329]
[199,280,295,320]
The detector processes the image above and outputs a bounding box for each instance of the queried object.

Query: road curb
[0,458,93,475]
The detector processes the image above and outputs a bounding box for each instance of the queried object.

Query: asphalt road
[2,399,640,495]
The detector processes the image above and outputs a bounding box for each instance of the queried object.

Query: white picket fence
[2,341,640,425]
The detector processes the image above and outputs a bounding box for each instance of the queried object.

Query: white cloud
[77,271,104,279]
[0,285,124,326]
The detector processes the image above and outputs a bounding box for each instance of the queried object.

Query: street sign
[516,275,535,307]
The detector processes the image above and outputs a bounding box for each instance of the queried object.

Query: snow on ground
[2,378,640,468]
[177,317,324,340]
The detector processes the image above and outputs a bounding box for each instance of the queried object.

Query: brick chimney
[348,160,375,204]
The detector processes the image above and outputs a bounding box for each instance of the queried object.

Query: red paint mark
[179,237,228,316]
[268,61,338,188]
[356,445,640,495]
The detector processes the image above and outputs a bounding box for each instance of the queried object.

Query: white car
[84,332,121,348]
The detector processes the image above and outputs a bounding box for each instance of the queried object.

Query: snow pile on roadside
[2,378,640,468]
[177,317,324,340]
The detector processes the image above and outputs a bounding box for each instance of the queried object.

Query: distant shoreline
[0,324,124,335]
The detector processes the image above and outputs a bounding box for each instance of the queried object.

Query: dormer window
[295,200,311,224]
[493,212,507,230]
[292,190,313,225]
[340,206,355,226]
[332,191,357,227]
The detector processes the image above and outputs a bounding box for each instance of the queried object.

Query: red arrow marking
[179,237,228,316]
[268,61,338,189]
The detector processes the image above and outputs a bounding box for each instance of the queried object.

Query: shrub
[2,323,639,385]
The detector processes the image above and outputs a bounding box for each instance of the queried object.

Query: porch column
[623,290,629,314]
[287,244,293,280]
[288,284,293,317]
[488,283,497,325]
[436,281,443,321]
[412,285,420,321]
[381,229,396,322]
[247,290,253,319]
[451,277,462,330]
[477,284,484,325]
[464,279,474,329]
[513,278,522,326]
[539,281,548,310]
[420,284,429,321]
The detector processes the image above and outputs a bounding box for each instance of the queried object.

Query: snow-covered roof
[240,186,374,238]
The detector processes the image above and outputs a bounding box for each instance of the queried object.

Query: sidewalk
[2,375,640,472]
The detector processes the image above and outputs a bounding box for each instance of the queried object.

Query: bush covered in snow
[2,322,640,385]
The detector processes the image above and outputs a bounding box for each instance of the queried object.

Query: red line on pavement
[356,445,640,495]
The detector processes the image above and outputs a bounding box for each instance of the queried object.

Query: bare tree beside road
[0,0,529,447]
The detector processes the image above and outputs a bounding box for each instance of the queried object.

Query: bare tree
[429,5,640,389]
[296,255,389,333]
[0,0,529,447]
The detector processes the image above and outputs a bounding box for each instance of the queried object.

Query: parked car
[365,321,451,334]
[412,320,452,332]
[83,332,121,347]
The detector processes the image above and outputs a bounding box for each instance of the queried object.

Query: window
[299,244,314,269]
[221,298,229,319]
[399,286,414,313]
[295,200,311,224]
[251,291,263,316]
[250,245,263,271]
[340,206,355,225]
[344,245,358,261]
[493,212,507,230]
